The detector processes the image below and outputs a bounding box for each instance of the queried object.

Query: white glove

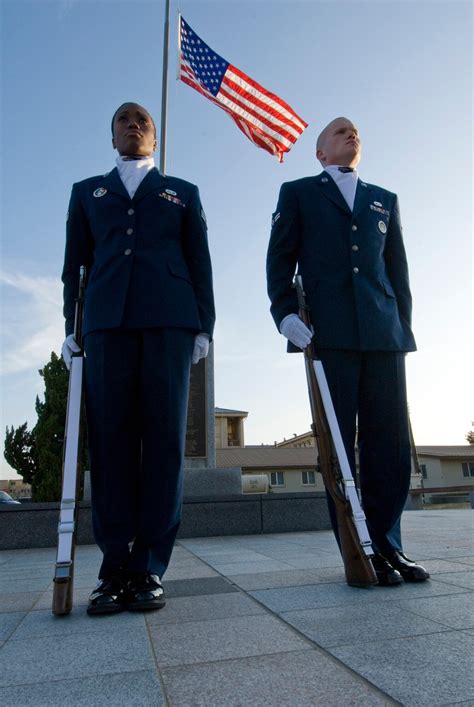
[280,313,313,349]
[61,334,81,370]
[192,333,210,364]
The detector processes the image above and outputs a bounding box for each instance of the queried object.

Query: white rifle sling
[56,355,83,567]
[313,359,373,556]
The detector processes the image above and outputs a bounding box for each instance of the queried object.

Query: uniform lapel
[102,167,130,201]
[315,171,351,215]
[352,179,374,218]
[133,168,167,204]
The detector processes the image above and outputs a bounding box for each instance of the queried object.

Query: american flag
[178,16,308,162]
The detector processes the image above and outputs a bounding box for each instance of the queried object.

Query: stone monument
[183,344,242,497]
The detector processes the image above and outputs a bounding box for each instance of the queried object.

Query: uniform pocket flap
[381,278,396,298]
[168,261,192,283]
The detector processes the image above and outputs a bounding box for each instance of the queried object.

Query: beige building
[276,431,315,448]
[215,410,474,499]
[417,446,474,490]
[217,446,324,493]
[0,478,31,499]
[214,407,247,449]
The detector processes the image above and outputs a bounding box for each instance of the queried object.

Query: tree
[4,352,87,502]
[466,430,474,445]
[4,423,37,485]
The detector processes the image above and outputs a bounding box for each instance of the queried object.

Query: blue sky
[1,0,472,479]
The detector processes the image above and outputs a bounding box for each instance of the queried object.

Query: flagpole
[159,0,170,174]
[177,11,182,80]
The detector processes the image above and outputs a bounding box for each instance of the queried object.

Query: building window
[302,470,316,485]
[462,462,474,478]
[420,464,428,479]
[227,417,240,447]
[270,471,285,486]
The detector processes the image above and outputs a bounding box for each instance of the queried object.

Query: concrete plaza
[0,509,473,706]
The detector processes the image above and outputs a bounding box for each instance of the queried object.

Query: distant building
[276,431,315,448]
[215,407,248,449]
[217,446,324,493]
[214,411,474,499]
[417,446,474,490]
[0,478,31,499]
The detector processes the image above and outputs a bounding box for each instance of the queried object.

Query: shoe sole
[375,576,404,586]
[399,574,430,582]
[127,600,166,612]
[86,603,127,616]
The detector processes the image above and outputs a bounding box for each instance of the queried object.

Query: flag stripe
[231,116,281,159]
[220,78,303,140]
[182,66,290,153]
[178,16,308,161]
[217,86,295,148]
[226,66,308,131]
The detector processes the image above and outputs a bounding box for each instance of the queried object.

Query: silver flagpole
[159,0,170,174]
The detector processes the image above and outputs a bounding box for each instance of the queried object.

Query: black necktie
[338,166,354,173]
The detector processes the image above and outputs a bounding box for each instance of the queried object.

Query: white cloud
[0,271,64,375]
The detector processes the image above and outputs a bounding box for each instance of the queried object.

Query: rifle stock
[295,276,377,587]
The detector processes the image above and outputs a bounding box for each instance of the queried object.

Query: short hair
[316,117,353,153]
[316,128,327,152]
[111,102,157,138]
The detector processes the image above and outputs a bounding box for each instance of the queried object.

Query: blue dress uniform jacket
[62,167,215,339]
[266,171,416,352]
[61,166,215,581]
[266,170,416,557]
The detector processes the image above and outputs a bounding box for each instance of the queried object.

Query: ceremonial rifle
[294,275,377,587]
[52,266,86,615]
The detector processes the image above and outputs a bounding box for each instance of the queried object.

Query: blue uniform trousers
[84,328,194,579]
[317,350,411,557]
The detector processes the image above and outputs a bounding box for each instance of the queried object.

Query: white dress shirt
[116,155,155,199]
[324,164,359,212]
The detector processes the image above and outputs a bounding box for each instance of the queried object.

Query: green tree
[4,422,37,485]
[466,430,474,445]
[4,352,87,501]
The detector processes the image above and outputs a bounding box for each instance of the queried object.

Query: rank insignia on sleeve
[93,187,107,198]
[271,212,281,227]
[201,208,207,225]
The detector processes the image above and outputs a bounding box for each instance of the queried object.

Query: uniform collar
[103,166,167,203]
[316,170,372,217]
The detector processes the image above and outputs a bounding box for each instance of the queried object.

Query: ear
[316,147,325,162]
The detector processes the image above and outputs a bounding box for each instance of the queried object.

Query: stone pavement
[0,509,472,706]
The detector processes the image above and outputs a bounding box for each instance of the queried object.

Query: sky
[1,0,472,480]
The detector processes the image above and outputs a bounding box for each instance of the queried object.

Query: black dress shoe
[387,551,430,582]
[87,575,128,616]
[127,572,166,611]
[371,553,404,586]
